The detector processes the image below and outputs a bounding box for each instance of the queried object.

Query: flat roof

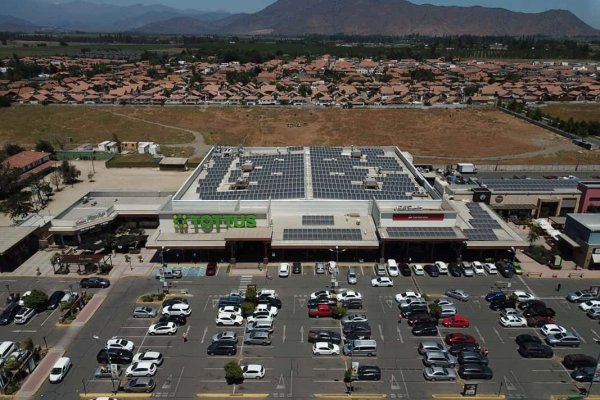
[178,146,431,202]
[481,178,579,193]
[568,213,600,231]
[0,226,37,254]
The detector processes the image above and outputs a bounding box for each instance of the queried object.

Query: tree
[49,170,63,191]
[23,289,48,312]
[224,361,243,384]
[527,225,542,247]
[240,302,255,318]
[4,143,25,156]
[332,305,347,319]
[245,286,257,302]
[428,303,442,319]
[0,95,10,107]
[0,192,34,222]
[35,140,55,154]
[59,160,81,185]
[0,162,21,199]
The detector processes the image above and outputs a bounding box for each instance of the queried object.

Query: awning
[557,233,581,248]
[592,254,600,264]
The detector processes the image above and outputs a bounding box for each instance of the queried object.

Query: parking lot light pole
[329,246,346,264]
[587,338,600,397]
[93,335,117,394]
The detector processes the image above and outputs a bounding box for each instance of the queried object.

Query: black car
[489,297,515,311]
[0,303,21,325]
[357,365,381,381]
[159,314,187,326]
[292,262,302,274]
[518,343,553,358]
[448,264,462,277]
[401,305,429,318]
[344,331,372,340]
[496,262,514,278]
[162,297,189,307]
[515,334,542,346]
[97,348,133,365]
[217,296,242,308]
[523,307,556,318]
[458,364,493,380]
[424,264,439,277]
[571,367,600,382]
[342,298,363,310]
[399,264,412,276]
[46,291,66,310]
[308,330,342,344]
[518,300,546,311]
[307,298,337,308]
[256,297,282,309]
[562,354,597,370]
[448,343,480,356]
[207,340,237,356]
[458,351,489,365]
[407,313,438,327]
[343,322,371,337]
[79,277,110,288]
[411,323,438,336]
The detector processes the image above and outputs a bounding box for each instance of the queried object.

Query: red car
[526,316,555,327]
[444,333,477,345]
[442,315,470,328]
[206,262,217,276]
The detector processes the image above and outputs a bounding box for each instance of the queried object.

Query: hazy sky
[44,0,600,28]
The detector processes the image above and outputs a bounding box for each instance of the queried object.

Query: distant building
[561,214,600,270]
[577,181,600,213]
[4,150,55,181]
[97,141,119,153]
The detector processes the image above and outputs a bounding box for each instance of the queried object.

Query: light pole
[93,335,117,394]
[329,246,346,264]
[587,338,600,397]
[91,150,96,174]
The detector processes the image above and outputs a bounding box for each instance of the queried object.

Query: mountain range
[1,0,598,37]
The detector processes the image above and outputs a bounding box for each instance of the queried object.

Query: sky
[42,0,600,28]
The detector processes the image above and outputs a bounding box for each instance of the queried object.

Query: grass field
[0,42,180,58]
[542,103,600,122]
[1,105,596,164]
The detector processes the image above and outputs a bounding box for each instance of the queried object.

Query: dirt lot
[1,105,596,164]
[542,103,600,122]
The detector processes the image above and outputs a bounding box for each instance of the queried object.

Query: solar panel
[283,228,362,241]
[302,215,334,226]
[386,227,458,239]
[482,179,579,192]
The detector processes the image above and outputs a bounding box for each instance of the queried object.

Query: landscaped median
[136,292,193,304]
[79,393,152,398]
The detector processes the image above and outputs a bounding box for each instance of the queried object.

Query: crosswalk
[239,275,253,292]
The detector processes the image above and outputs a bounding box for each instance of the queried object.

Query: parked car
[527,316,555,327]
[126,361,157,377]
[445,333,477,345]
[434,261,448,274]
[442,315,470,328]
[206,340,237,356]
[541,324,567,336]
[515,334,542,346]
[562,354,597,370]
[122,377,156,393]
[490,297,515,311]
[159,314,187,326]
[162,303,191,317]
[399,263,412,276]
[418,341,446,355]
[148,322,177,336]
[342,298,363,309]
[484,263,497,274]
[513,291,536,302]
[424,264,439,277]
[216,313,243,326]
[256,296,282,309]
[242,364,265,379]
[518,342,553,358]
[545,332,581,347]
[412,264,425,275]
[500,315,527,327]
[458,364,493,380]
[0,303,21,325]
[211,331,238,343]
[518,300,546,311]
[347,270,358,285]
[315,262,326,274]
[374,263,387,276]
[471,261,485,275]
[292,262,302,274]
[247,312,273,323]
[14,307,35,325]
[448,263,462,277]
[205,262,217,276]
[95,364,123,378]
[458,351,488,365]
[46,291,66,310]
[49,357,72,383]
[341,313,368,326]
[423,351,456,368]
[387,259,399,277]
[133,306,157,318]
[312,342,340,356]
[278,263,290,278]
[588,308,600,319]
[566,290,595,303]
[395,291,422,303]
[523,307,556,318]
[459,262,474,277]
[412,323,438,336]
[571,367,600,383]
[162,297,189,307]
[307,330,341,344]
[448,343,480,356]
[496,262,514,278]
[243,331,272,345]
[97,348,133,365]
[371,277,393,287]
[357,365,381,381]
[133,351,163,366]
[107,339,135,352]
[423,366,457,381]
[80,277,110,288]
[343,322,371,337]
[485,291,506,302]
[579,300,600,311]
[445,289,469,302]
[336,290,362,302]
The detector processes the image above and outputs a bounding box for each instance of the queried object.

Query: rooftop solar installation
[302,215,335,226]
[463,202,499,241]
[482,179,579,192]
[283,228,363,241]
[386,227,458,239]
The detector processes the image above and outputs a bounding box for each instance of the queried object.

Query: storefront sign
[495,195,504,203]
[392,213,444,221]
[173,214,256,232]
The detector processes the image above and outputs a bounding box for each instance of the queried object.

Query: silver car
[445,289,470,302]
[347,270,358,285]
[341,313,368,326]
[133,306,157,318]
[315,262,326,274]
[418,341,446,355]
[423,366,457,381]
[243,331,272,345]
[545,332,581,347]
[423,351,456,368]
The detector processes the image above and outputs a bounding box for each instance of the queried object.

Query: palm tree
[527,226,541,247]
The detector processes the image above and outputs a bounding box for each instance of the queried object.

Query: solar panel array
[386,227,458,239]
[196,152,305,200]
[463,203,499,241]
[283,228,363,241]
[482,179,579,192]
[310,147,420,200]
[302,215,335,226]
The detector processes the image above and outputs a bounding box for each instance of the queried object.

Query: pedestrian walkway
[239,275,253,293]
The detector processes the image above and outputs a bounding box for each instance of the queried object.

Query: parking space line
[398,370,409,397]
[591,328,600,340]
[516,275,537,297]
[570,327,587,343]
[282,324,286,343]
[203,295,212,312]
[379,296,387,313]
[396,326,404,343]
[300,326,304,343]
[378,324,385,342]
[493,328,505,344]
[40,308,57,326]
[474,326,485,343]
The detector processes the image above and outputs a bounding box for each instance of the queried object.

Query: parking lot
[15,263,600,399]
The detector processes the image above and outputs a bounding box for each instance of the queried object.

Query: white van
[387,259,399,277]
[484,263,498,274]
[434,261,448,274]
[49,357,72,383]
[0,341,18,365]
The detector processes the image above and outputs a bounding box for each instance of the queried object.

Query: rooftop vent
[363,177,378,189]
[351,147,362,158]
[232,177,249,190]
[241,160,254,172]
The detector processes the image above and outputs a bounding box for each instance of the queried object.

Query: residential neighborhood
[1,55,599,107]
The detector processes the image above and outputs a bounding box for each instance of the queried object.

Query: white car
[242,364,265,379]
[14,307,36,324]
[371,277,394,287]
[218,306,243,316]
[133,351,163,366]
[148,322,177,336]
[161,303,192,317]
[216,313,243,326]
[541,324,567,336]
[501,308,522,318]
[106,339,135,352]
[484,263,498,274]
[255,304,278,317]
[434,261,448,274]
[499,315,527,327]
[310,290,331,300]
[246,314,273,323]
[412,264,425,276]
[312,342,340,356]
[471,261,485,275]
[387,259,399,277]
[17,290,32,306]
[394,291,422,303]
[278,263,290,278]
[579,300,600,311]
[513,291,536,302]
[336,290,362,301]
[125,361,157,377]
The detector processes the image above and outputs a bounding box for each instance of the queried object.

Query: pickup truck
[308,304,333,318]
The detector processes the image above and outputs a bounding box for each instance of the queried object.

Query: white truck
[457,163,477,174]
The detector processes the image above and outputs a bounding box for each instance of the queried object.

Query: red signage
[392,213,444,221]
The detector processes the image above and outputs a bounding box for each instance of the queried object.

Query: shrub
[240,302,255,317]
[3,356,19,371]
[524,245,553,265]
[99,263,113,274]
[23,289,48,312]
[60,299,74,311]
[245,286,257,302]
[332,305,347,319]
[429,303,442,318]
[224,360,243,384]
[21,337,34,352]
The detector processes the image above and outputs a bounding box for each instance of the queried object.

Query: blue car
[485,291,506,302]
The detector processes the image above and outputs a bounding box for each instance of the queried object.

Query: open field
[0,42,180,58]
[1,105,597,164]
[542,103,600,122]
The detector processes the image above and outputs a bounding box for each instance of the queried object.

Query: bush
[240,302,255,317]
[60,299,74,311]
[21,337,34,352]
[224,360,243,384]
[3,356,19,371]
[429,303,442,318]
[99,263,113,274]
[245,286,257,302]
[524,245,553,265]
[23,289,48,312]
[140,293,165,302]
[332,305,347,319]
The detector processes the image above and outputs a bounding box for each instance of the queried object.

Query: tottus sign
[173,214,256,233]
